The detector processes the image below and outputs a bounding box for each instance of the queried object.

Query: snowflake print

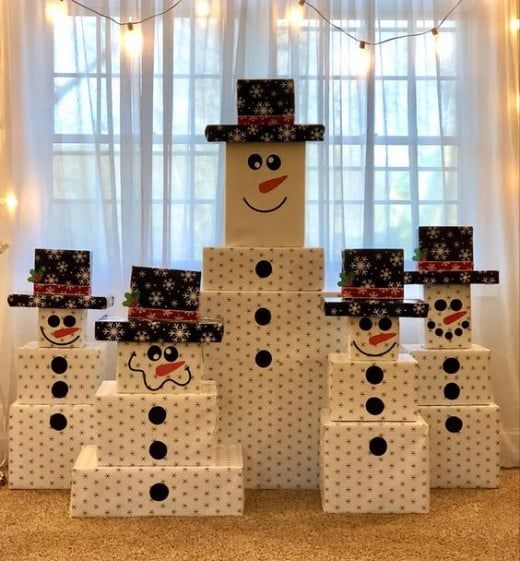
[72,251,88,263]
[48,249,63,260]
[460,272,471,283]
[169,324,189,342]
[237,96,246,109]
[76,268,90,285]
[181,271,197,282]
[414,303,426,315]
[390,252,403,267]
[57,261,68,273]
[228,129,246,143]
[163,278,176,291]
[260,132,274,142]
[277,126,296,141]
[379,268,392,281]
[255,102,273,116]
[348,303,361,315]
[247,125,259,136]
[47,274,58,284]
[459,248,472,261]
[103,323,124,341]
[431,243,450,260]
[310,128,323,140]
[250,84,264,98]
[134,331,150,342]
[427,227,440,239]
[184,288,199,306]
[351,255,370,275]
[149,292,164,306]
[200,332,217,343]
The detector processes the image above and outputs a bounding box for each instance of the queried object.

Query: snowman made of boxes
[404,226,500,488]
[69,265,244,517]
[321,249,430,513]
[7,249,111,489]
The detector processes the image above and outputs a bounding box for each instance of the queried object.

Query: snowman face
[225,142,305,247]
[118,341,203,393]
[38,308,86,348]
[423,284,471,349]
[347,316,400,362]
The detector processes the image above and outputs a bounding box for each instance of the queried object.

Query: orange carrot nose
[155,361,185,377]
[52,327,79,338]
[368,332,397,345]
[259,175,288,194]
[443,311,467,325]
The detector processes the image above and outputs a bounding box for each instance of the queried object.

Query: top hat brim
[205,124,325,143]
[324,297,429,318]
[8,293,113,310]
[95,316,224,343]
[404,270,499,285]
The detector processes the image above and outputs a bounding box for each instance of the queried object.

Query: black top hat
[7,249,112,309]
[324,249,428,317]
[95,266,223,343]
[205,79,325,143]
[405,226,499,285]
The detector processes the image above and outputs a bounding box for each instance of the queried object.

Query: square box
[70,444,244,517]
[320,409,430,513]
[406,344,493,405]
[16,342,106,404]
[96,380,218,467]
[8,402,95,489]
[202,247,324,291]
[38,308,87,348]
[346,316,401,362]
[419,403,500,488]
[327,353,418,421]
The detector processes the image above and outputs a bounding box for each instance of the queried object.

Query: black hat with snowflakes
[205,79,325,143]
[95,266,223,343]
[324,249,429,318]
[7,248,113,309]
[405,226,499,285]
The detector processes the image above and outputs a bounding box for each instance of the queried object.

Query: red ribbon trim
[237,115,294,126]
[34,284,91,296]
[341,287,404,298]
[418,261,473,272]
[128,307,200,322]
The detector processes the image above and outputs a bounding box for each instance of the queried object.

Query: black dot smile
[242,196,288,213]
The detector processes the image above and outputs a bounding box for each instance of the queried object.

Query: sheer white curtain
[0,0,518,465]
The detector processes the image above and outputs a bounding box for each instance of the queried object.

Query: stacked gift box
[69,265,244,517]
[200,79,347,489]
[7,249,111,489]
[320,249,430,513]
[404,226,501,488]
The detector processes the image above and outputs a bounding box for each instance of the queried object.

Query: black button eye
[147,345,162,362]
[378,317,392,331]
[266,154,281,170]
[63,315,76,327]
[434,299,447,311]
[248,153,263,170]
[359,317,372,331]
[450,299,462,311]
[163,346,179,362]
[48,315,60,328]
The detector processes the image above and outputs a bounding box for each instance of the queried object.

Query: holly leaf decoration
[123,290,140,308]
[28,267,45,283]
[412,248,427,262]
[338,271,356,288]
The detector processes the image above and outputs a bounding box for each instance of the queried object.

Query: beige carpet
[1,469,518,561]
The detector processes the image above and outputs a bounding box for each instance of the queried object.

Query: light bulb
[122,20,143,57]
[352,42,371,77]
[433,30,453,59]
[196,0,211,17]
[510,18,520,33]
[288,6,304,27]
[1,193,18,214]
[45,0,67,24]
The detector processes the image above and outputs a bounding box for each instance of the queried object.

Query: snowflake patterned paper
[341,249,404,292]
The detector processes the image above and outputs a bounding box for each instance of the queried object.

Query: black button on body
[255,307,271,326]
[255,350,272,368]
[365,366,384,385]
[365,397,385,415]
[445,416,463,433]
[443,357,460,374]
[148,406,167,425]
[149,483,169,501]
[149,441,168,460]
[50,413,67,431]
[255,260,272,278]
[444,382,460,400]
[51,356,68,374]
[369,437,387,456]
[51,381,69,398]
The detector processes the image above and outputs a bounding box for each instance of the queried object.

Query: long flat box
[96,380,217,467]
[406,344,493,405]
[320,410,430,513]
[8,402,95,489]
[70,444,244,517]
[327,353,418,421]
[16,342,106,404]
[419,403,500,488]
[202,247,324,291]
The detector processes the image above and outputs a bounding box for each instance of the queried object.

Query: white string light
[0,193,18,214]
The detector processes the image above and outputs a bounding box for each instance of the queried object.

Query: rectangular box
[116,341,203,394]
[202,247,324,291]
[346,316,400,362]
[320,409,430,513]
[16,342,106,404]
[419,403,500,488]
[9,402,95,489]
[96,380,217,467]
[406,344,493,405]
[327,353,418,421]
[38,308,87,348]
[70,444,244,517]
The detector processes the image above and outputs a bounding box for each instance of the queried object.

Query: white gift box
[421,285,472,349]
[116,341,203,394]
[406,344,493,405]
[327,353,419,422]
[319,409,430,513]
[15,342,106,404]
[95,380,217,467]
[8,402,95,489]
[202,247,324,292]
[70,444,244,517]
[37,308,87,348]
[346,316,401,362]
[419,403,500,488]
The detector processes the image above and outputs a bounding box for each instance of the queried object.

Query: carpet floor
[0,469,518,561]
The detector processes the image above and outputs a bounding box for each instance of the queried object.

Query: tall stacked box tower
[7,249,111,488]
[201,79,347,488]
[70,266,244,516]
[321,249,430,512]
[404,226,500,488]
